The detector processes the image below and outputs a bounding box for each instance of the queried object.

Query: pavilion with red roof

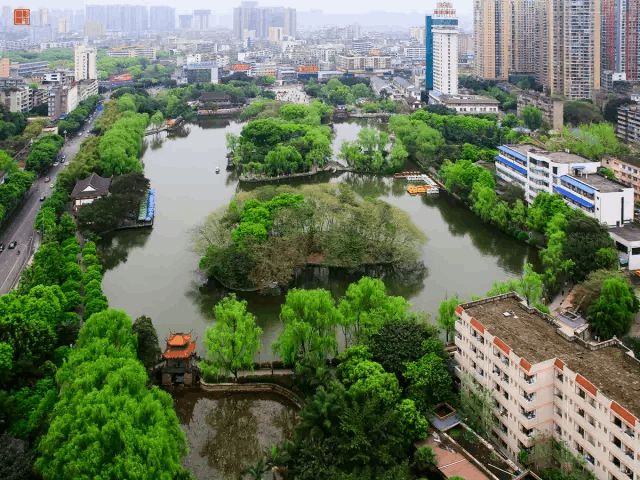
[161,332,198,386]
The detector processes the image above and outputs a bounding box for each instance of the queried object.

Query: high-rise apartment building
[545,0,601,99]
[74,45,97,81]
[510,0,537,74]
[233,2,296,40]
[475,0,602,99]
[193,10,212,31]
[426,2,459,95]
[149,6,175,31]
[85,5,148,33]
[473,0,511,80]
[601,0,640,84]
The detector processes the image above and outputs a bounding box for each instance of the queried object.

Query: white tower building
[74,45,97,81]
[432,1,459,95]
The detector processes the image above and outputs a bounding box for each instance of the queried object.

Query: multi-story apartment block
[516,90,564,131]
[617,104,640,147]
[601,156,640,203]
[425,1,459,95]
[74,45,97,82]
[48,83,78,119]
[0,87,31,113]
[496,145,634,226]
[11,61,49,78]
[473,0,511,80]
[455,293,640,480]
[403,47,427,61]
[107,46,157,60]
[335,54,392,73]
[0,58,10,77]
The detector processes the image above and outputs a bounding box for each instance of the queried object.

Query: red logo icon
[13,8,30,26]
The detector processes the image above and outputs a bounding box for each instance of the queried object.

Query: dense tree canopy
[196,184,425,291]
[36,309,189,480]
[227,103,333,178]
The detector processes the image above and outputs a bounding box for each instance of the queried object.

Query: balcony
[522,410,536,421]
[522,392,535,403]
[523,374,536,385]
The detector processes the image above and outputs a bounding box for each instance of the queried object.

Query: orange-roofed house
[161,332,198,386]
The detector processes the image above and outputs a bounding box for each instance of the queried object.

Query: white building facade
[495,145,634,227]
[74,45,97,81]
[431,1,458,95]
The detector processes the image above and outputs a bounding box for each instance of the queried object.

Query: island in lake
[194,183,426,292]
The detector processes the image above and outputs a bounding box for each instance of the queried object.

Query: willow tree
[202,294,262,380]
[273,288,340,367]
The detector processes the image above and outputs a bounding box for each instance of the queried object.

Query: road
[0,107,104,294]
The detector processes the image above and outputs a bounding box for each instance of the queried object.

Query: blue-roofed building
[495,144,537,190]
[495,144,634,227]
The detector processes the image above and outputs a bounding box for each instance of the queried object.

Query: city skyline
[0,1,474,18]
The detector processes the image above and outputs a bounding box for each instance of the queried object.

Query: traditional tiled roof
[163,341,196,360]
[167,332,192,347]
[70,173,111,200]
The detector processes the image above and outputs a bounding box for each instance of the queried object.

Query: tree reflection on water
[202,397,260,478]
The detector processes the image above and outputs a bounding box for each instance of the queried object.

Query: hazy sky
[7,1,472,18]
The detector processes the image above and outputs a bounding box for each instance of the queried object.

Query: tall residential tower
[473,0,511,80]
[426,2,459,94]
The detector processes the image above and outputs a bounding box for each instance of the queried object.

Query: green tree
[368,317,442,378]
[521,105,543,131]
[273,288,339,367]
[338,276,409,347]
[563,214,615,281]
[459,373,495,440]
[587,277,639,339]
[202,294,262,380]
[519,263,544,306]
[149,110,164,129]
[404,353,452,413]
[132,315,162,371]
[437,296,462,343]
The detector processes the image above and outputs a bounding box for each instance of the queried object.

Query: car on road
[39,195,46,201]
[8,241,17,249]
[53,161,59,167]
[44,176,50,183]
[0,243,4,252]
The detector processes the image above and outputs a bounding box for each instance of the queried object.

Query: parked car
[8,241,17,249]
[44,176,50,183]
[0,243,4,252]
[53,161,59,167]
[39,195,46,202]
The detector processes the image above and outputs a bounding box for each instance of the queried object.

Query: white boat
[215,166,220,174]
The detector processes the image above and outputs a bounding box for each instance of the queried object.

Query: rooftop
[528,149,593,164]
[609,222,640,242]
[500,144,538,156]
[461,294,640,418]
[430,91,500,105]
[70,173,112,199]
[566,173,630,193]
[167,332,193,347]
